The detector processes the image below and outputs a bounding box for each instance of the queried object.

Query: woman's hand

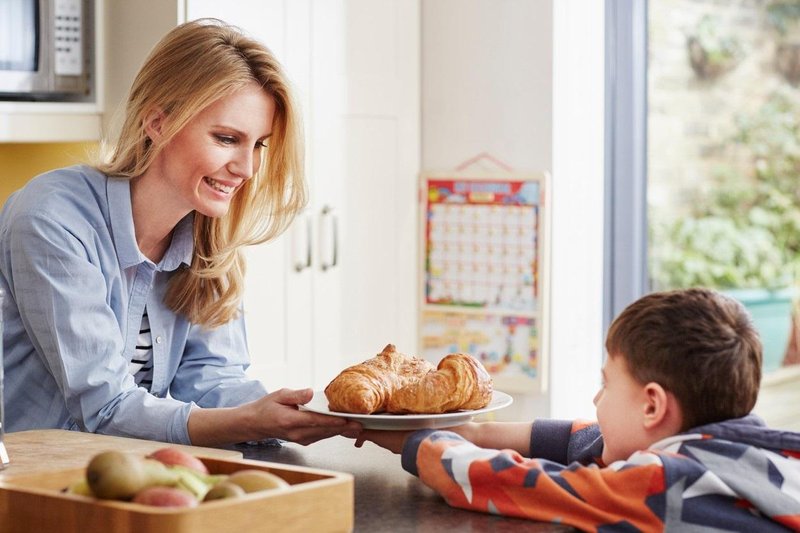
[249,388,362,445]
[188,387,362,447]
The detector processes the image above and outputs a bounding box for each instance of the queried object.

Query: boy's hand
[353,429,413,454]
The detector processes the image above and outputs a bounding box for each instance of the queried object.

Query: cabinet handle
[320,205,338,271]
[294,216,312,272]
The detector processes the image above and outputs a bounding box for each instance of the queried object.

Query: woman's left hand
[188,387,362,447]
[250,388,363,445]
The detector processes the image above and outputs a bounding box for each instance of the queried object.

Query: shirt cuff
[172,401,197,445]
[401,428,440,476]
[529,419,575,464]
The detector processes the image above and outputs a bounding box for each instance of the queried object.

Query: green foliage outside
[650,89,800,291]
[767,0,800,35]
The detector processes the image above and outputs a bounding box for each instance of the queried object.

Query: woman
[0,19,360,446]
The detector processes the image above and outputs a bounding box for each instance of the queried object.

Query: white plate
[300,390,513,430]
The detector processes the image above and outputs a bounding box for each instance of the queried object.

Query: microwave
[0,0,95,102]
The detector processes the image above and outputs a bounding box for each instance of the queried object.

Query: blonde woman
[0,19,360,446]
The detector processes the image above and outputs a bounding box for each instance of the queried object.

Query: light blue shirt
[0,165,267,444]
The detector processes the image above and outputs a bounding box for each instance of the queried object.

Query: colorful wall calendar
[419,171,550,393]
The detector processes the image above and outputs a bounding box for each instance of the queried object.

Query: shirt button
[155,336,163,344]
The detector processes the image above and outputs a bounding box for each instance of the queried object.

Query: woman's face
[150,81,275,219]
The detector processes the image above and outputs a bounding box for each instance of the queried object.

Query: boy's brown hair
[605,288,762,431]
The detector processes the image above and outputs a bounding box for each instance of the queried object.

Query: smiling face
[145,81,275,220]
[593,353,652,465]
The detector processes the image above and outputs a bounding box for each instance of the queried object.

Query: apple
[147,447,209,475]
[132,486,199,508]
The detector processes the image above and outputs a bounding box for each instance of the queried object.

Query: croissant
[387,353,493,414]
[324,344,493,415]
[324,344,435,414]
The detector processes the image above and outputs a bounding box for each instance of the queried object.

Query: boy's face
[593,353,652,464]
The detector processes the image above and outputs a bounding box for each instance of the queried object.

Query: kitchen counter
[1,430,574,532]
[234,435,576,533]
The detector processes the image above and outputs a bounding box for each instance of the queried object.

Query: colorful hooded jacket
[400,414,800,531]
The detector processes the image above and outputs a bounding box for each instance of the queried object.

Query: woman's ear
[143,107,167,145]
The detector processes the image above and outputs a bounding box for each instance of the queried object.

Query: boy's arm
[358,419,603,465]
[445,422,534,455]
[403,429,664,531]
[355,422,532,455]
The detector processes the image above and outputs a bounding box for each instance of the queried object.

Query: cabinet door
[185,0,420,391]
[185,0,314,390]
[310,0,421,385]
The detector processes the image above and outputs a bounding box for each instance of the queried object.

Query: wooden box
[0,456,353,532]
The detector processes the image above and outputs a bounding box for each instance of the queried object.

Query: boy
[355,288,800,531]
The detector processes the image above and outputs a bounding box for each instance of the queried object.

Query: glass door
[646,0,800,375]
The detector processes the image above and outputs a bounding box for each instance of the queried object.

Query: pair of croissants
[324,344,493,414]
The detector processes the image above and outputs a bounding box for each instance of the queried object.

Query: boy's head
[595,288,762,463]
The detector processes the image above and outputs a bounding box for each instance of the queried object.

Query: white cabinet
[182,0,421,390]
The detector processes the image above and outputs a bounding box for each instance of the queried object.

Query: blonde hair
[96,19,306,327]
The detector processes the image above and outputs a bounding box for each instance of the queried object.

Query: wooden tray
[0,455,354,533]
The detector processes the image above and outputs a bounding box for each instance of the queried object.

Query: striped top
[128,308,153,391]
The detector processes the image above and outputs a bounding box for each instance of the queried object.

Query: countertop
[1,430,575,532]
[233,435,576,533]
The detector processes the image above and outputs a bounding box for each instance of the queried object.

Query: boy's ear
[143,107,167,144]
[642,382,677,430]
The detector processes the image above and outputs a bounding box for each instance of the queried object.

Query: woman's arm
[4,208,192,440]
[187,388,361,447]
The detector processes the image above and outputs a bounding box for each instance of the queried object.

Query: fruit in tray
[65,447,289,507]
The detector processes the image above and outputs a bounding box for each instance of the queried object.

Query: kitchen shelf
[0,102,103,143]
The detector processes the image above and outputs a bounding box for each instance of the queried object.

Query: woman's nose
[228,148,258,179]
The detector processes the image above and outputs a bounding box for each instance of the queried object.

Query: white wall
[422,0,552,171]
[422,0,605,421]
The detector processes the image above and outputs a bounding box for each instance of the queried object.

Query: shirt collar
[107,177,145,269]
[107,176,195,272]
[159,213,194,271]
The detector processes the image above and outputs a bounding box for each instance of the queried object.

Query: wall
[0,142,98,203]
[422,0,605,421]
[422,0,553,170]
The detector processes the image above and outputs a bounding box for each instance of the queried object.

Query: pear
[86,451,150,500]
[64,478,94,497]
[86,452,179,500]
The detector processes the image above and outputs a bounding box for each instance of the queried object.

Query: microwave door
[0,0,49,96]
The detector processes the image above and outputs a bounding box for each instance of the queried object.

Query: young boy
[355,288,800,531]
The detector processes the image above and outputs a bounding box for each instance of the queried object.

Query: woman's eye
[214,134,237,145]
[255,140,268,150]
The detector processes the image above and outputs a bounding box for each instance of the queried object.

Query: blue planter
[724,288,795,373]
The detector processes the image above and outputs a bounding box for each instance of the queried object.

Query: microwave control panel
[54,0,83,76]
